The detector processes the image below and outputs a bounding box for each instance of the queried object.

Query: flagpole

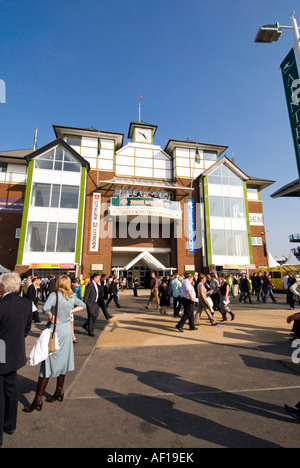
[33,128,38,151]
[138,94,142,122]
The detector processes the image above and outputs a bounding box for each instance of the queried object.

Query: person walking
[145,272,160,310]
[97,274,112,319]
[0,273,32,448]
[27,277,41,323]
[195,274,217,326]
[83,273,110,337]
[106,276,121,309]
[262,272,277,304]
[170,274,182,317]
[175,274,197,332]
[241,274,253,304]
[219,274,235,321]
[23,275,86,413]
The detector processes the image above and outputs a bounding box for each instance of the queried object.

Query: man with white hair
[0,272,32,448]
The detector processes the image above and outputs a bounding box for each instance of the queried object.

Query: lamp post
[254,12,300,65]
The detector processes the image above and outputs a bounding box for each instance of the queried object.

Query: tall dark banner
[280,48,300,178]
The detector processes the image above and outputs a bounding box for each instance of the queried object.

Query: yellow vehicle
[253,265,300,291]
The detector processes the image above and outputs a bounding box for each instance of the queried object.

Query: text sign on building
[90,193,101,252]
[187,199,196,253]
[280,48,300,178]
[249,213,264,226]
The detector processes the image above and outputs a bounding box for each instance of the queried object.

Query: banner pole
[291,13,300,66]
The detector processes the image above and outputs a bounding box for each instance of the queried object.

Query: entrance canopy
[124,250,167,272]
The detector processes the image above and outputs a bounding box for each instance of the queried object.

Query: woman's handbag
[48,292,58,354]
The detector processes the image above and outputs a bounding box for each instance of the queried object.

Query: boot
[229,312,235,321]
[23,377,50,413]
[46,375,65,403]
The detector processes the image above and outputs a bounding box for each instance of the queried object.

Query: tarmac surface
[2,289,300,449]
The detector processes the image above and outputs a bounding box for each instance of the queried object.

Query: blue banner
[187,199,195,253]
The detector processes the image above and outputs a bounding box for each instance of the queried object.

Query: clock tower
[128,122,158,144]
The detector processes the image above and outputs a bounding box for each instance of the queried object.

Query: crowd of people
[1,267,300,447]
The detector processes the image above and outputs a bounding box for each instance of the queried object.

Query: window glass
[211,230,225,256]
[26,222,47,252]
[60,186,79,209]
[51,184,60,208]
[231,198,245,218]
[209,196,223,217]
[56,223,76,252]
[204,151,218,161]
[34,146,81,172]
[46,223,57,252]
[232,231,249,256]
[65,136,82,146]
[31,183,51,207]
[0,163,7,172]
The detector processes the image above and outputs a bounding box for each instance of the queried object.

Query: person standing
[145,272,160,310]
[0,273,32,447]
[82,274,103,337]
[175,274,197,332]
[133,276,139,297]
[27,277,41,323]
[23,275,86,413]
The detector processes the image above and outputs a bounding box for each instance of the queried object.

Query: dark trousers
[0,371,18,445]
[177,298,195,329]
[173,295,182,317]
[97,297,110,319]
[106,294,121,309]
[84,304,99,334]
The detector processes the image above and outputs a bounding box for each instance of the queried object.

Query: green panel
[243,181,254,264]
[203,177,212,266]
[16,161,34,265]
[75,166,87,264]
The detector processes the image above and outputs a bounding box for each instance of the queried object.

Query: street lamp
[254,13,300,65]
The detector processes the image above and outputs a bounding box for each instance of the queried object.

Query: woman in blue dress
[23,275,86,413]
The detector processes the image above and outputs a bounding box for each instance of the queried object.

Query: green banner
[280,49,300,178]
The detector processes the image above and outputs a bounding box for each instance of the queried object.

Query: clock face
[135,128,152,143]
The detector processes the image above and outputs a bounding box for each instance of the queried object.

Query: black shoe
[88,332,95,337]
[4,428,15,435]
[106,315,114,320]
[175,324,184,333]
[82,323,88,331]
[284,405,300,422]
[189,327,198,331]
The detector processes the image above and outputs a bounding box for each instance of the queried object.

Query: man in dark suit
[0,272,32,448]
[83,274,113,337]
[26,277,41,323]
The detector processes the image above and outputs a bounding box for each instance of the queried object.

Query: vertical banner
[280,49,300,178]
[90,193,101,252]
[187,199,196,253]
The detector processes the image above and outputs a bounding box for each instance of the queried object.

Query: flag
[139,94,143,101]
[280,49,300,178]
[97,138,101,156]
[195,147,200,164]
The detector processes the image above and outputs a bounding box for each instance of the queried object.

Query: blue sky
[0,0,299,259]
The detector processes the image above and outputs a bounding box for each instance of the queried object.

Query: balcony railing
[109,197,182,220]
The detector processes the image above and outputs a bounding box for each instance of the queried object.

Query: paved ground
[2,290,300,449]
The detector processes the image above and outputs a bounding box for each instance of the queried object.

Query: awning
[98,177,194,196]
[123,251,167,271]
